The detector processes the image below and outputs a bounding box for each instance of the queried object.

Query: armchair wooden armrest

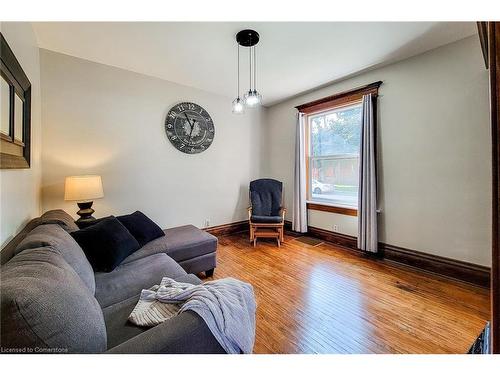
[247,206,252,221]
[280,207,287,220]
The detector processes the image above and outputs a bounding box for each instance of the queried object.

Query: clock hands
[184,113,196,131]
[188,119,197,144]
[183,113,204,146]
[183,113,196,145]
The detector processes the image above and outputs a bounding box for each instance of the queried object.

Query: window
[307,102,362,208]
[296,81,381,215]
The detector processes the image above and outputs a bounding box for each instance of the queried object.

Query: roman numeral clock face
[164,102,215,154]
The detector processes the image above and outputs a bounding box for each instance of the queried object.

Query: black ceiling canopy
[236,29,260,47]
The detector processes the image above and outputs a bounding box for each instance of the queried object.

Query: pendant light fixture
[232,29,262,112]
[232,43,244,114]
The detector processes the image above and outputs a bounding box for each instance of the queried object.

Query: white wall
[265,36,491,266]
[0,22,42,247]
[40,50,265,229]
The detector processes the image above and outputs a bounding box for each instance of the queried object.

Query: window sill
[306,202,358,217]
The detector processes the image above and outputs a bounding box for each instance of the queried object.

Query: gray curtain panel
[357,94,378,252]
[293,112,308,233]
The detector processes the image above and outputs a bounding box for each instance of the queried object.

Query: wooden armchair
[247,179,286,247]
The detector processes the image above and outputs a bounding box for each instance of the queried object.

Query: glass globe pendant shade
[252,90,262,106]
[232,97,245,114]
[244,90,259,107]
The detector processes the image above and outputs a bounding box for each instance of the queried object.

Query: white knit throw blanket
[128,277,256,354]
[128,279,186,327]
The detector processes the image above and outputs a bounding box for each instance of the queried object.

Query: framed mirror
[0,76,10,137]
[0,32,31,169]
[14,92,24,144]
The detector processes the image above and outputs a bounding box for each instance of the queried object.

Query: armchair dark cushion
[250,215,283,223]
[249,179,282,217]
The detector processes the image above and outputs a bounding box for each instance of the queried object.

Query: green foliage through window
[310,104,362,156]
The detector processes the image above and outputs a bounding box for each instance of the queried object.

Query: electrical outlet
[333,224,339,232]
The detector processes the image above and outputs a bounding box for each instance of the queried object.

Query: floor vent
[395,281,418,293]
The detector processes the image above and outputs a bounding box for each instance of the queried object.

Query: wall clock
[164,102,215,154]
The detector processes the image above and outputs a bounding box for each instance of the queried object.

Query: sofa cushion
[40,209,79,233]
[164,225,218,262]
[15,224,95,293]
[102,273,202,350]
[102,294,148,349]
[122,225,217,264]
[71,217,140,272]
[105,309,225,354]
[177,252,217,275]
[0,247,107,353]
[121,233,169,264]
[94,253,186,308]
[0,217,42,266]
[117,211,165,247]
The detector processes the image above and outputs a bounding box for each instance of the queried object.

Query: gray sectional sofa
[0,209,225,354]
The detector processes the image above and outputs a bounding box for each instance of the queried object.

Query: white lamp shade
[64,175,104,201]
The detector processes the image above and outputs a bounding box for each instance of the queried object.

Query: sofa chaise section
[122,224,217,276]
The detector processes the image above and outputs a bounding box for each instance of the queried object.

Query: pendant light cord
[237,44,240,97]
[249,43,252,91]
[253,46,257,92]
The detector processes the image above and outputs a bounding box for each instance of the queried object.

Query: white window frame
[306,101,362,209]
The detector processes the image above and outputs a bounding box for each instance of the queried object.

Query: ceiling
[32,22,477,106]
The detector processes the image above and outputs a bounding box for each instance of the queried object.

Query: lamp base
[76,201,96,223]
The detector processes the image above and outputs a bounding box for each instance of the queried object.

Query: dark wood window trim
[298,81,381,216]
[306,202,358,216]
[0,32,31,169]
[295,81,382,114]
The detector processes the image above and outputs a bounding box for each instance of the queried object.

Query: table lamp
[64,175,104,223]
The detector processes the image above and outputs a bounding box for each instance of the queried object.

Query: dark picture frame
[0,32,31,169]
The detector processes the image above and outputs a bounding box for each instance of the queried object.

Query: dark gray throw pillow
[70,217,140,272]
[76,215,112,230]
[117,211,165,247]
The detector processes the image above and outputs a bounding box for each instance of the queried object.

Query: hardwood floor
[205,231,490,354]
